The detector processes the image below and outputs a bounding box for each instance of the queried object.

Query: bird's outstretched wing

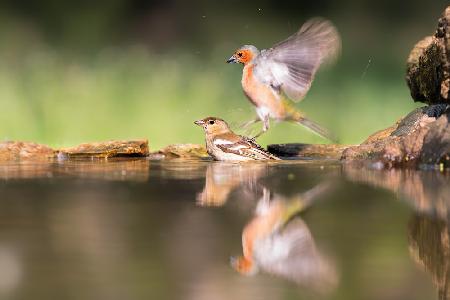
[255,218,338,291]
[254,18,341,102]
[214,135,280,160]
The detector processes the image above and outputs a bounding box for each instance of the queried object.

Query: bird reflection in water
[231,183,338,292]
[196,162,268,207]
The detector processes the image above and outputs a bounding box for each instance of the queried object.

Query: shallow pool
[0,158,448,300]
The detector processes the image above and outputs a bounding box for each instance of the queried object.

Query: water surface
[0,158,448,300]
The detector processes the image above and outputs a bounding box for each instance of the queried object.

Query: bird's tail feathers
[279,182,332,224]
[292,114,338,143]
[299,182,333,208]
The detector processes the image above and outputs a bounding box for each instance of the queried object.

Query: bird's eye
[237,52,243,57]
[209,120,215,125]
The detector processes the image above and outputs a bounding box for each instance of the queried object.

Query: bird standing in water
[227,18,341,140]
[194,117,280,161]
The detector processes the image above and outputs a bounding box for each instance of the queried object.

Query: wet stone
[0,140,151,161]
[57,140,149,159]
[0,141,55,161]
[420,112,450,167]
[151,144,209,159]
[341,105,450,168]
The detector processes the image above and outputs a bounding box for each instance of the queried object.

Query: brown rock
[406,6,450,104]
[406,36,444,103]
[341,105,450,167]
[57,140,149,159]
[362,123,398,144]
[421,113,450,167]
[0,141,55,161]
[152,143,209,159]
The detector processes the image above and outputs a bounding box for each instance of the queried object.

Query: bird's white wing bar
[229,144,248,151]
[213,139,235,145]
[214,139,249,151]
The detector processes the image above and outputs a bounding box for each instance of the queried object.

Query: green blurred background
[0,0,447,149]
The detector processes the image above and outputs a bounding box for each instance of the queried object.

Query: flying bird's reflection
[196,162,268,207]
[231,183,338,292]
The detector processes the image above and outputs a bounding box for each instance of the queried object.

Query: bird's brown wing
[254,18,341,102]
[214,135,280,160]
[241,137,281,160]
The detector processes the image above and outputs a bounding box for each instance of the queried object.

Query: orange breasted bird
[227,18,341,140]
[194,117,280,161]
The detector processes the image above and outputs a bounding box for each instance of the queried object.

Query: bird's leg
[255,187,272,216]
[239,117,261,129]
[252,116,270,139]
[239,117,262,139]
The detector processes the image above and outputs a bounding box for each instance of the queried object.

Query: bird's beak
[226,55,237,63]
[194,119,205,126]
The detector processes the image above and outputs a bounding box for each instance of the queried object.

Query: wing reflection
[231,183,338,292]
[196,162,268,207]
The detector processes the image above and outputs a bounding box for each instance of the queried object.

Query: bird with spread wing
[227,18,341,141]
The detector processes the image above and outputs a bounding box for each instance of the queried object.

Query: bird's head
[230,256,258,275]
[194,117,231,135]
[227,45,259,65]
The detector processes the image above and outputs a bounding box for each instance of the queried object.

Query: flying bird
[227,18,341,140]
[194,117,280,161]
